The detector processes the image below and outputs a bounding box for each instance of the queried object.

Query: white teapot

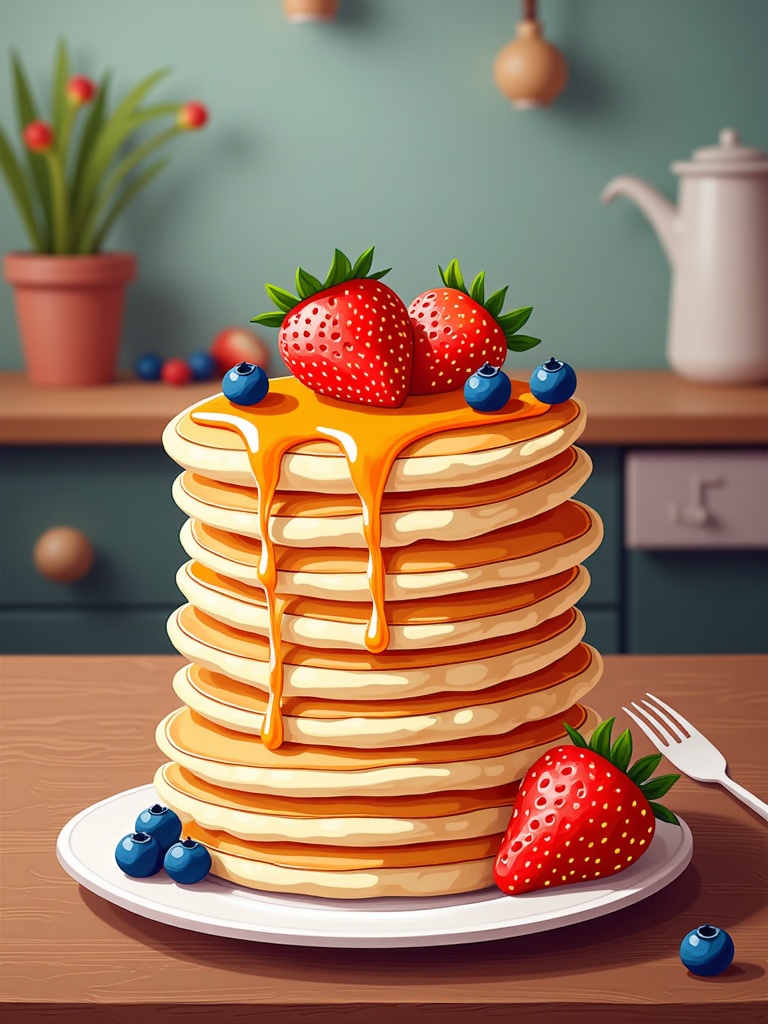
[602,129,768,384]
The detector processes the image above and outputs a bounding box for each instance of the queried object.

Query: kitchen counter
[1,653,765,1023]
[1,370,767,446]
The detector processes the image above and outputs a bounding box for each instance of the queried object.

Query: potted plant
[0,42,208,386]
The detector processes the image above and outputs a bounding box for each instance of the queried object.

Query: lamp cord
[523,0,537,20]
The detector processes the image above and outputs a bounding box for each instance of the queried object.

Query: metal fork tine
[629,701,675,746]
[640,697,688,741]
[645,692,697,737]
[622,704,671,749]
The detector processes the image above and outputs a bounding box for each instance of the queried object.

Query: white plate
[57,784,693,948]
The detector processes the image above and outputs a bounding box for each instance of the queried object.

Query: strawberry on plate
[493,717,680,896]
[251,247,413,408]
[408,259,541,395]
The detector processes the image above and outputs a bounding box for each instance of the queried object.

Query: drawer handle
[668,475,723,527]
[33,526,95,584]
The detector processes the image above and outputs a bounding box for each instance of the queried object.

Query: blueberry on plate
[134,353,163,381]
[680,924,735,976]
[115,831,164,877]
[464,363,512,412]
[135,804,182,851]
[164,838,212,884]
[222,362,269,406]
[187,350,218,381]
[530,357,577,404]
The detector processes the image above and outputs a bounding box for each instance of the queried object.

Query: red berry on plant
[23,121,54,152]
[177,102,209,130]
[408,259,541,395]
[67,76,97,105]
[161,358,193,385]
[252,246,414,408]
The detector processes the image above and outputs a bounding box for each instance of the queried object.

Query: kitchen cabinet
[1,371,766,656]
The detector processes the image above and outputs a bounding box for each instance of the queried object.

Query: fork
[622,692,768,823]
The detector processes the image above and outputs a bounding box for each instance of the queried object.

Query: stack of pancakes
[156,377,603,898]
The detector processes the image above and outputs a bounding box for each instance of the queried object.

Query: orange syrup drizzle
[191,375,548,751]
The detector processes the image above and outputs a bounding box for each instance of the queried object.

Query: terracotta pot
[283,0,338,22]
[3,252,136,387]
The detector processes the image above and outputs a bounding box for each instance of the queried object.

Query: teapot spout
[601,175,678,266]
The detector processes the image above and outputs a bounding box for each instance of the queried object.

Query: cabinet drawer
[626,449,768,550]
[0,447,185,608]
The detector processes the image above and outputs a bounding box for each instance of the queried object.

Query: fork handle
[719,775,768,823]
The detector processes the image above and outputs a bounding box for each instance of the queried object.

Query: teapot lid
[672,128,768,177]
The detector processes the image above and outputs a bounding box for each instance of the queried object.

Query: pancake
[171,446,592,548]
[163,390,586,493]
[154,763,520,846]
[178,500,603,602]
[167,604,587,701]
[171,643,602,747]
[174,560,592,650]
[155,703,600,797]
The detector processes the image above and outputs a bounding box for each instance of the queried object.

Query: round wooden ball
[33,526,95,583]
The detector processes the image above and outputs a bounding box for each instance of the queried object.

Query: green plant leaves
[499,305,532,334]
[51,40,70,137]
[469,271,485,305]
[323,248,352,289]
[89,157,167,252]
[70,73,110,210]
[11,50,52,249]
[484,286,508,318]
[0,125,43,250]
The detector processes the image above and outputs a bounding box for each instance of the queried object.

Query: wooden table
[2,370,767,446]
[1,654,766,1022]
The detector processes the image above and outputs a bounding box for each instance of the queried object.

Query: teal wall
[2,0,767,374]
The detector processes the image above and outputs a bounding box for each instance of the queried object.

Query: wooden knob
[494,20,568,109]
[33,526,95,583]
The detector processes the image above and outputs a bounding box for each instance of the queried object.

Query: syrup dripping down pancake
[154,762,520,846]
[166,604,587,701]
[174,560,591,650]
[179,500,603,602]
[155,703,600,797]
[164,386,586,492]
[171,643,602,747]
[171,446,592,548]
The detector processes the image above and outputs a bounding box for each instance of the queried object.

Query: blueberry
[164,838,212,884]
[134,353,163,381]
[222,362,269,406]
[530,357,577,404]
[115,831,164,877]
[464,363,512,412]
[135,804,182,851]
[680,924,735,976]
[187,350,218,381]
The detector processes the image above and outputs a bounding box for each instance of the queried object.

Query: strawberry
[251,247,413,408]
[493,718,680,896]
[408,259,541,395]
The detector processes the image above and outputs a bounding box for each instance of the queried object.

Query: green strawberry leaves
[563,717,680,825]
[437,258,541,351]
[252,246,391,327]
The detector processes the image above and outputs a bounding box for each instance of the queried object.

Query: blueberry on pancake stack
[153,252,604,898]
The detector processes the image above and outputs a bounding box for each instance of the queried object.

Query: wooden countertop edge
[1,371,767,446]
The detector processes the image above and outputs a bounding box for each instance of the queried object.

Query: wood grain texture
[0,654,766,1023]
[1,371,767,446]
